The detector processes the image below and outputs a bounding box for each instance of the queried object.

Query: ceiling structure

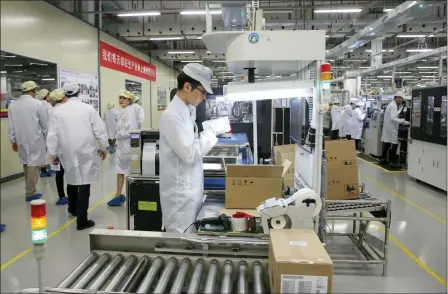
[50,0,447,88]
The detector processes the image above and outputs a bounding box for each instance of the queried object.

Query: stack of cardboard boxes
[325,140,360,200]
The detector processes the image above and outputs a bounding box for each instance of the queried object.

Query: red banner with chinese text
[99,41,156,81]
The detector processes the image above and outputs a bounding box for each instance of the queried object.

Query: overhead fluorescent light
[314,8,362,13]
[213,60,227,63]
[180,10,222,15]
[197,36,203,39]
[0,55,16,58]
[149,36,184,41]
[397,34,434,38]
[383,8,393,12]
[41,78,56,81]
[395,71,412,74]
[168,51,195,54]
[406,49,434,53]
[0,71,6,74]
[401,76,415,78]
[421,78,437,80]
[366,49,394,52]
[418,71,437,74]
[30,62,48,66]
[263,10,293,14]
[180,60,203,63]
[13,70,23,73]
[421,75,439,78]
[117,11,161,17]
[326,35,330,38]
[377,75,392,78]
[347,59,366,62]
[417,66,438,69]
[5,64,23,67]
[359,67,371,69]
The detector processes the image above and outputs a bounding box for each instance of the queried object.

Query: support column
[81,0,96,26]
[370,39,383,69]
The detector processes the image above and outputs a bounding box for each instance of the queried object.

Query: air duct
[221,5,248,31]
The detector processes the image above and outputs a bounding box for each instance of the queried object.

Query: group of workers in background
[325,91,410,168]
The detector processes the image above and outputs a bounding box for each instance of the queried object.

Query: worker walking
[350,101,366,151]
[380,92,410,168]
[107,91,140,207]
[104,102,120,153]
[8,81,49,202]
[159,63,230,233]
[47,83,108,230]
[48,88,69,205]
[37,89,54,177]
[330,100,342,139]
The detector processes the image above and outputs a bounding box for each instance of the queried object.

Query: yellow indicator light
[31,216,47,230]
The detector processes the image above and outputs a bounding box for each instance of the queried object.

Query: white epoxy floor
[0,155,446,293]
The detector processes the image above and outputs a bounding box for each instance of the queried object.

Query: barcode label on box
[289,241,308,247]
[281,275,328,293]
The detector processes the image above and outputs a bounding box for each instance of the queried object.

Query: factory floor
[0,156,446,293]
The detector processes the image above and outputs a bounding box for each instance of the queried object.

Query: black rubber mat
[374,162,405,172]
[357,153,380,163]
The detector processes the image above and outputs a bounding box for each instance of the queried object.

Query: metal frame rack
[319,192,392,275]
[18,230,270,294]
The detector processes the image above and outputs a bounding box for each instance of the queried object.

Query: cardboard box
[269,229,333,293]
[273,144,295,188]
[325,140,357,167]
[225,161,290,209]
[326,165,360,200]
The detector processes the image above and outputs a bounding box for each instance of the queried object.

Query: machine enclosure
[269,229,333,293]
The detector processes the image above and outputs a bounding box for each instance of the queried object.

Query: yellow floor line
[0,192,115,271]
[372,222,447,287]
[362,174,447,225]
[357,157,406,173]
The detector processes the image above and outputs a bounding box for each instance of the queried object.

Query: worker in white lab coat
[8,81,49,202]
[323,102,332,137]
[107,91,140,207]
[103,102,120,153]
[159,63,230,233]
[47,83,108,230]
[350,101,366,151]
[36,89,54,177]
[341,99,358,140]
[330,100,342,139]
[380,92,410,168]
[48,88,69,205]
[132,96,145,128]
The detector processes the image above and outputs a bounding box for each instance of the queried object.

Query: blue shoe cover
[107,195,126,206]
[56,197,69,205]
[40,171,52,177]
[26,194,42,202]
[0,224,5,232]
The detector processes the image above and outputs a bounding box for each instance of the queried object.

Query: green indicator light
[419,4,424,8]
[31,228,48,244]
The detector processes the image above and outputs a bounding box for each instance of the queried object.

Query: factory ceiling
[48,0,447,87]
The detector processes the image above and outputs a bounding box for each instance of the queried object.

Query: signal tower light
[31,199,48,245]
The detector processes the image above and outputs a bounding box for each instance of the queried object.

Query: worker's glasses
[191,84,207,97]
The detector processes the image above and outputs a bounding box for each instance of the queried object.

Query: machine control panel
[412,94,422,128]
[130,132,141,148]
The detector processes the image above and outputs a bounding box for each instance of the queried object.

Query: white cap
[333,99,340,104]
[395,91,405,98]
[182,63,213,94]
[49,88,65,102]
[63,83,80,96]
[37,89,49,100]
[22,81,38,92]
[350,98,359,104]
[356,101,364,107]
[134,96,140,102]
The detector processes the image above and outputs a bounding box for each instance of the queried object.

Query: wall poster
[59,67,99,112]
[157,87,167,110]
[125,79,142,106]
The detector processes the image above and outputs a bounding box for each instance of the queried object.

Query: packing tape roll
[270,216,287,229]
[292,188,322,217]
[231,216,248,232]
[142,142,157,176]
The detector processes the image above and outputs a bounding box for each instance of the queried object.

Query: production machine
[408,86,447,191]
[364,101,389,157]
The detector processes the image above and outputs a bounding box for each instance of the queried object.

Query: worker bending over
[380,92,410,168]
[350,101,366,151]
[159,63,230,233]
[330,99,342,139]
[47,83,108,230]
[104,102,120,153]
[107,91,140,207]
[8,81,48,202]
[48,88,69,205]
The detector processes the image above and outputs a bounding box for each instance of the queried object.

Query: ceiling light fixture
[213,60,227,63]
[383,8,393,12]
[117,11,161,17]
[0,55,16,58]
[180,10,222,15]
[417,66,438,69]
[377,75,392,78]
[5,64,23,67]
[197,37,203,40]
[418,71,437,74]
[421,75,439,78]
[397,34,434,38]
[30,62,48,66]
[180,60,202,63]
[149,36,184,41]
[41,78,56,81]
[13,70,23,73]
[168,51,195,54]
[314,8,362,13]
[0,71,6,74]
[359,67,371,69]
[406,49,434,52]
[365,49,394,52]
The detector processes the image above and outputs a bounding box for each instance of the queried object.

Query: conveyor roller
[53,253,268,294]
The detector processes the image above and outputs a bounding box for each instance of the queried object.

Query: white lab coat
[159,95,218,233]
[381,100,405,144]
[130,103,144,128]
[350,107,365,140]
[115,105,140,175]
[104,108,120,139]
[8,95,49,166]
[46,98,108,185]
[330,106,343,131]
[340,105,353,137]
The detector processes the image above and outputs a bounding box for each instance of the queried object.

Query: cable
[183,222,196,233]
